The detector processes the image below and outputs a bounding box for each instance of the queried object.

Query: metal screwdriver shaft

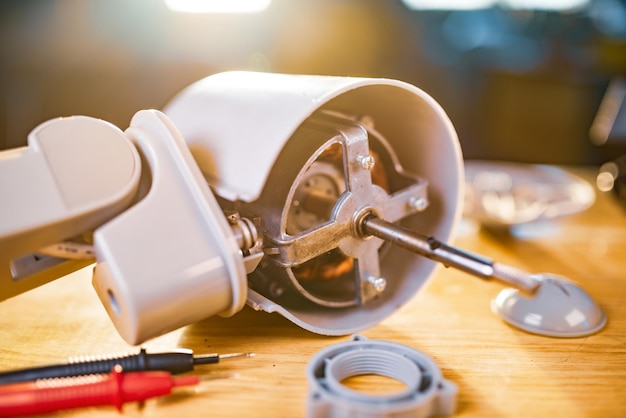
[361,215,541,294]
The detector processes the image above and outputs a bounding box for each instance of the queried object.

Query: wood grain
[1,168,625,417]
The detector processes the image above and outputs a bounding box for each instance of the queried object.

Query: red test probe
[0,365,198,417]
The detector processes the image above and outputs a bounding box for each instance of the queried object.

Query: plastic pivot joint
[0,116,141,301]
[306,335,457,418]
[92,110,247,345]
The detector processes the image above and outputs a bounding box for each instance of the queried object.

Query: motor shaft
[361,215,541,294]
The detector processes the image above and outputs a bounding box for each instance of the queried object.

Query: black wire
[0,348,219,385]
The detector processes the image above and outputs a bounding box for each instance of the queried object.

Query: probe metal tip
[219,352,256,360]
[192,352,255,365]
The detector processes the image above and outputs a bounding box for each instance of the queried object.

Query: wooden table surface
[1,168,625,417]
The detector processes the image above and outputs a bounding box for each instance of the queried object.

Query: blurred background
[1,0,625,165]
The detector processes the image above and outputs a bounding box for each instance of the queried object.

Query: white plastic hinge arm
[0,116,141,301]
[92,110,247,345]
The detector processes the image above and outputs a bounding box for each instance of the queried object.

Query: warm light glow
[402,0,589,10]
[164,0,271,13]
[402,0,493,10]
[500,0,589,10]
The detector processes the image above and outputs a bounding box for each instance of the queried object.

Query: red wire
[0,366,199,417]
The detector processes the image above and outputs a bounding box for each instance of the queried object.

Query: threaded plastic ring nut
[306,335,457,417]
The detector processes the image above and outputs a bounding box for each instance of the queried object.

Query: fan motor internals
[241,111,430,309]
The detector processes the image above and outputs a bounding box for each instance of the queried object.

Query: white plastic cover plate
[492,274,606,338]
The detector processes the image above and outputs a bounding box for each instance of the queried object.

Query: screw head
[367,276,387,293]
[409,197,429,212]
[357,154,375,170]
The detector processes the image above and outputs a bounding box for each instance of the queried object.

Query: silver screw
[409,197,429,212]
[367,276,387,293]
[356,154,375,171]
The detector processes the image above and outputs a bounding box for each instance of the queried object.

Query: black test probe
[0,348,253,384]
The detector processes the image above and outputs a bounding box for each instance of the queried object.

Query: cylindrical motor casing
[164,71,464,335]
